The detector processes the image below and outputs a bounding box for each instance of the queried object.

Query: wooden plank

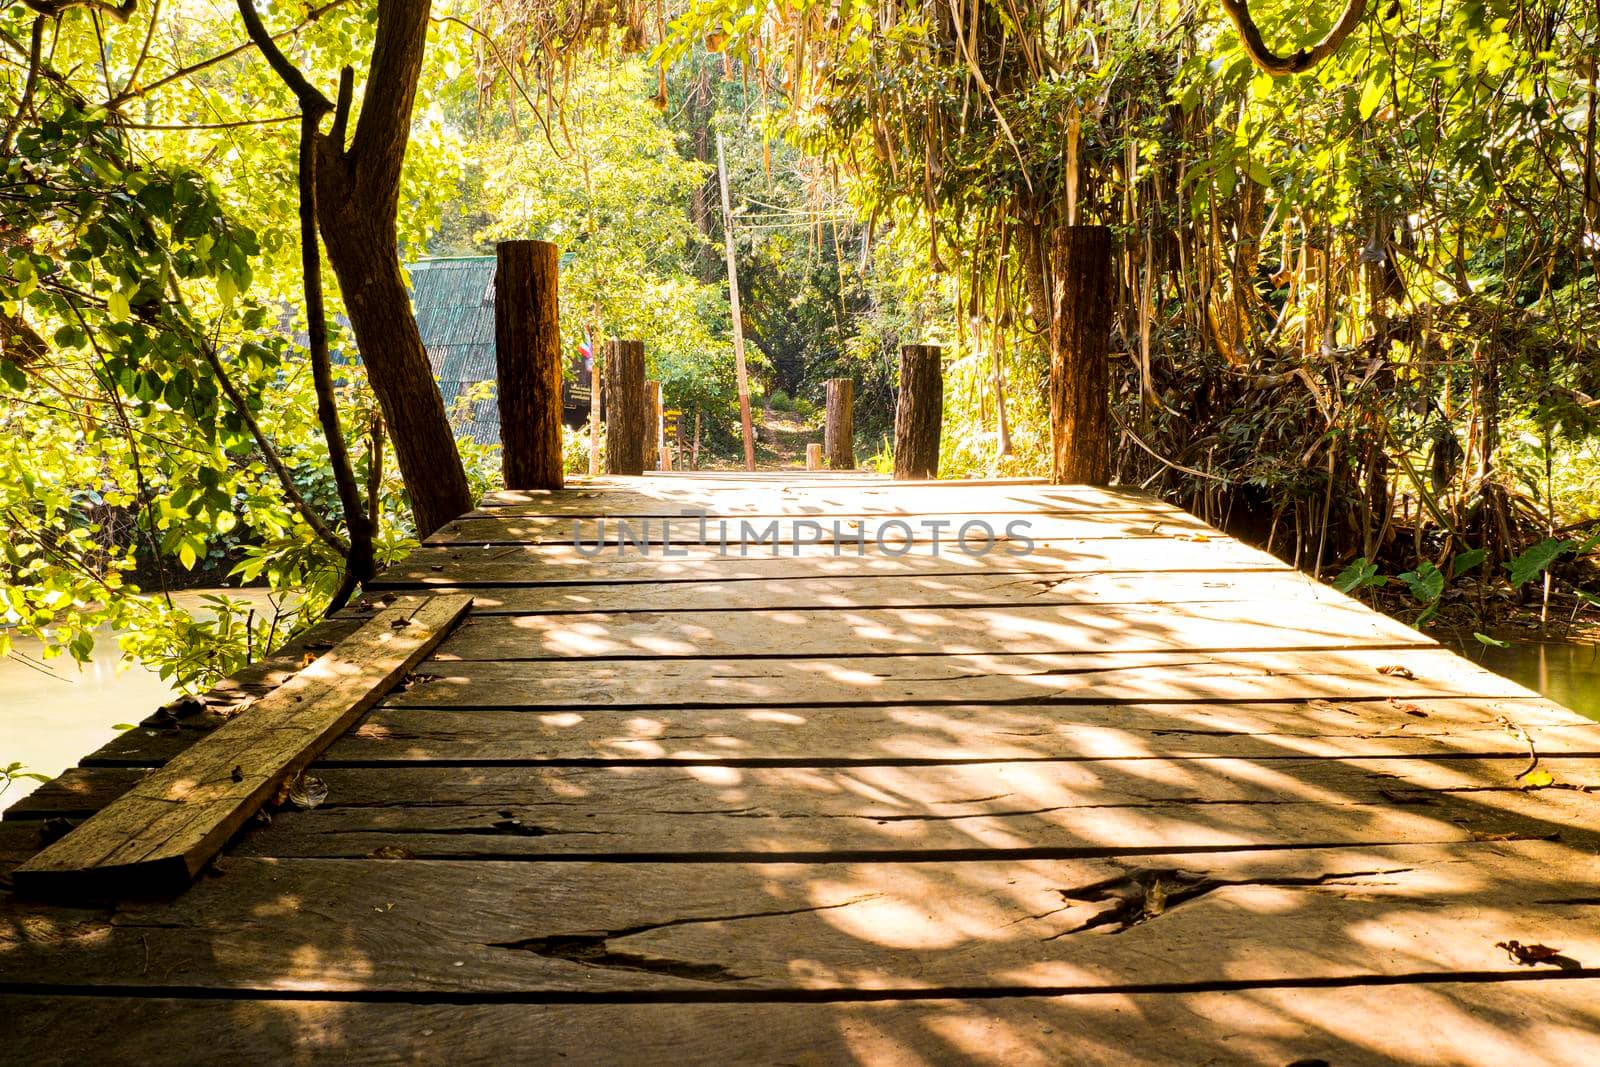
[2,843,1596,993]
[429,600,1432,662]
[28,754,1600,848]
[375,538,1288,587]
[482,475,1055,503]
[327,697,1600,762]
[473,483,1179,517]
[6,983,1599,1066]
[11,596,472,898]
[384,647,1546,710]
[225,757,1600,860]
[353,569,1351,615]
[426,511,1213,546]
[65,697,1600,775]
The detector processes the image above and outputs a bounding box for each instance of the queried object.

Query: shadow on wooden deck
[3,474,1600,1064]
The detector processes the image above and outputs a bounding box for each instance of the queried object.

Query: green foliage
[1507,538,1577,588]
[1334,558,1385,594]
[0,2,467,691]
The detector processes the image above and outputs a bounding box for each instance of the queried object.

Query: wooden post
[894,344,943,480]
[1049,224,1114,485]
[644,380,661,471]
[824,377,855,469]
[588,354,602,477]
[494,240,562,490]
[806,442,823,470]
[692,410,702,470]
[604,339,647,475]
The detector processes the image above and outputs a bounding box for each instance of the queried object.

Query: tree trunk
[604,339,646,475]
[824,377,855,469]
[493,240,563,490]
[307,0,472,538]
[894,345,942,480]
[1049,225,1114,485]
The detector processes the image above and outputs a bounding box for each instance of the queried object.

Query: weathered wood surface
[385,647,1544,710]
[426,600,1432,661]
[356,569,1350,614]
[3,844,1598,994]
[7,984,1598,1067]
[5,473,1599,1063]
[223,756,1600,859]
[376,536,1286,586]
[427,510,1213,546]
[12,597,471,897]
[53,696,1600,782]
[476,478,1176,515]
[27,756,1600,853]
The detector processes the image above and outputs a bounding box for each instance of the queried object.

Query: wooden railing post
[494,240,563,489]
[824,377,855,470]
[1049,224,1114,485]
[604,339,647,475]
[894,345,943,480]
[644,379,662,471]
[806,442,823,471]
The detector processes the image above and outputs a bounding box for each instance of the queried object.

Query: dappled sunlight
[8,475,1600,1063]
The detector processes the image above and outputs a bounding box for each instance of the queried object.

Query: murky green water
[1448,634,1600,722]
[0,590,281,812]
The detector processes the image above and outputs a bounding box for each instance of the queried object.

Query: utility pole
[588,305,602,477]
[716,131,757,471]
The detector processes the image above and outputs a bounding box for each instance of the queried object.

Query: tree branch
[347,0,432,194]
[235,0,332,114]
[114,0,348,105]
[297,106,376,603]
[1218,0,1369,76]
[22,0,137,24]
[0,16,44,157]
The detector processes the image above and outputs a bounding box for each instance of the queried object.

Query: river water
[1448,635,1600,721]
[0,590,283,811]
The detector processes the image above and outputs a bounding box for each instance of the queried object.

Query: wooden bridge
[5,473,1600,1064]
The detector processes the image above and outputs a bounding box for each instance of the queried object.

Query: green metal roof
[407,257,501,445]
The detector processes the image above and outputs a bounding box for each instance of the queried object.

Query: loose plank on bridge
[11,596,470,898]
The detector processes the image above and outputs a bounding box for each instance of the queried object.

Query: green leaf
[106,289,131,322]
[1334,558,1383,593]
[1507,538,1574,588]
[1398,562,1444,604]
[1358,74,1387,120]
[1473,632,1511,649]
[0,359,25,392]
[1451,548,1486,577]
